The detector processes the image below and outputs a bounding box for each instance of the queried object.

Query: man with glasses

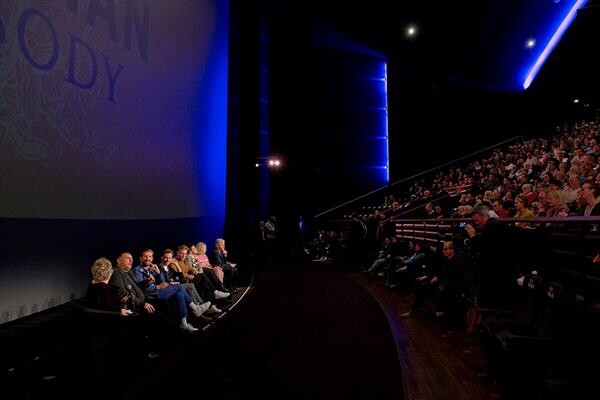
[401,241,464,321]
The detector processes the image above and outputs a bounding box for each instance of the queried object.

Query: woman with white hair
[85,257,132,316]
[194,241,225,284]
[210,238,239,292]
[546,190,570,217]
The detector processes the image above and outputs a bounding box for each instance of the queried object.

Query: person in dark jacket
[86,257,132,316]
[210,238,239,291]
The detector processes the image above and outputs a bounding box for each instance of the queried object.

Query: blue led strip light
[523,0,588,89]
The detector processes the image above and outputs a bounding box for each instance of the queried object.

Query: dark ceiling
[251,0,599,92]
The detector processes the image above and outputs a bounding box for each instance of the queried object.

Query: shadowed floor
[127,260,404,399]
[3,260,404,400]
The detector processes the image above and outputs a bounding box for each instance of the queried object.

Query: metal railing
[392,216,600,246]
[314,135,524,219]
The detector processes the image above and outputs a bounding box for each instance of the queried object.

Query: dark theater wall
[0,0,229,323]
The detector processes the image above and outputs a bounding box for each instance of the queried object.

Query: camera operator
[463,205,517,309]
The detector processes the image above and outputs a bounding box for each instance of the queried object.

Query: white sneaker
[198,301,211,315]
[190,301,212,317]
[214,290,230,300]
[180,321,199,332]
[206,305,222,314]
[189,302,201,317]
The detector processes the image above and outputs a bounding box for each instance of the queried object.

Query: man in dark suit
[210,238,239,292]
[109,252,155,315]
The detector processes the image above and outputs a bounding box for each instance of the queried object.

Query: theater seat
[70,299,156,370]
[482,281,571,398]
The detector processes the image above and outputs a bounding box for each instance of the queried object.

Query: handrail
[394,193,450,217]
[314,135,524,218]
[392,216,600,223]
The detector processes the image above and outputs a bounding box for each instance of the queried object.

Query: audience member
[133,248,206,332]
[210,238,240,291]
[86,257,132,316]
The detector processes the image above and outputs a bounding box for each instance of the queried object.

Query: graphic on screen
[0,0,228,220]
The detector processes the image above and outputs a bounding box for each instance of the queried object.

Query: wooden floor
[352,273,502,400]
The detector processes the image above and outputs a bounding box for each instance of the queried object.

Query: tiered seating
[314,115,600,398]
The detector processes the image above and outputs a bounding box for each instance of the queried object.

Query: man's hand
[143,303,155,313]
[465,224,477,238]
[156,282,169,289]
[149,264,160,274]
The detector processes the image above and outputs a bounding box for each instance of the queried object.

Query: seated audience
[110,252,156,316]
[365,237,392,275]
[402,241,465,322]
[173,245,229,312]
[133,248,207,332]
[385,241,426,289]
[158,248,212,319]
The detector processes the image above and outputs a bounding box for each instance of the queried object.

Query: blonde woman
[514,194,534,228]
[195,242,225,283]
[546,191,569,217]
[85,257,132,316]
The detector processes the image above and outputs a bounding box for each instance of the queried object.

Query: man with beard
[133,248,206,332]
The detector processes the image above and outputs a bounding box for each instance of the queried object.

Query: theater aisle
[127,260,405,399]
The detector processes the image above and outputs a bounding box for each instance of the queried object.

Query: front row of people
[85,239,240,333]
